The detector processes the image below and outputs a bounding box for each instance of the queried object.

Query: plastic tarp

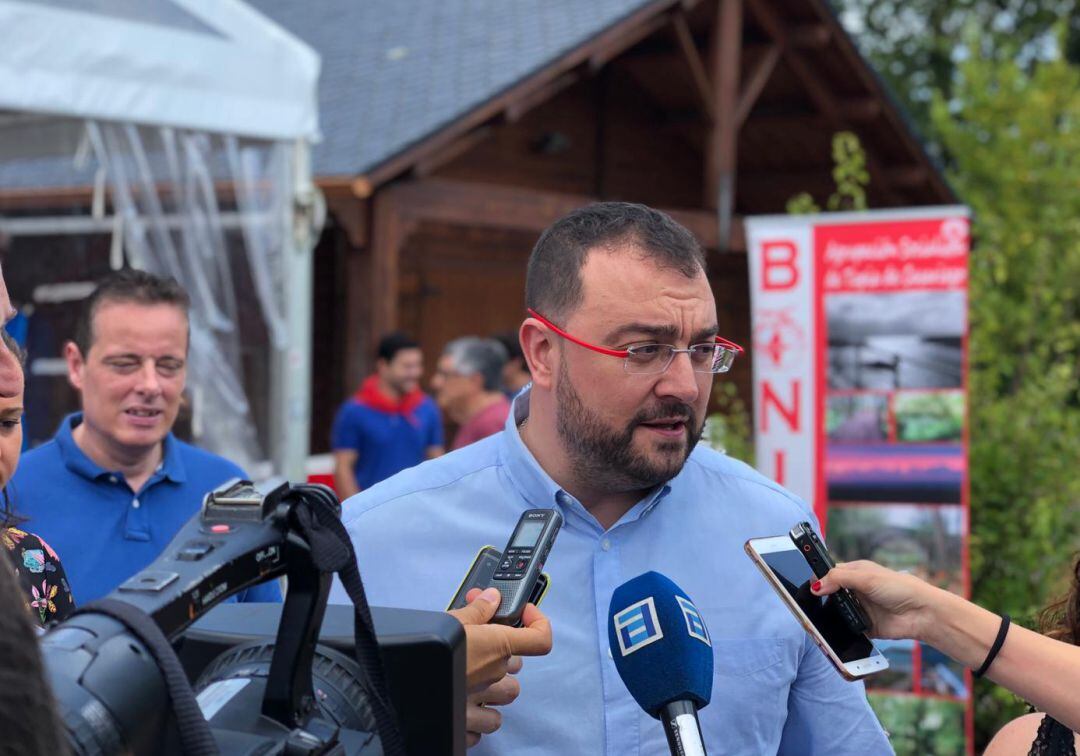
[0,0,319,142]
[0,0,321,479]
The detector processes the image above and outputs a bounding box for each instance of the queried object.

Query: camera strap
[292,490,408,756]
[71,597,220,756]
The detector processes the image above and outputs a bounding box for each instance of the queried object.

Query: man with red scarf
[331,332,444,498]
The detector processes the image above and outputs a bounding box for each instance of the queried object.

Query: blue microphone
[608,571,713,756]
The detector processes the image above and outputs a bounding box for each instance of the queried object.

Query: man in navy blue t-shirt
[331,332,444,498]
[13,270,280,605]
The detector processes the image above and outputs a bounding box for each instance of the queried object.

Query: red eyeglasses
[527,308,743,375]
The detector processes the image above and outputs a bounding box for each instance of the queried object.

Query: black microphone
[607,571,713,756]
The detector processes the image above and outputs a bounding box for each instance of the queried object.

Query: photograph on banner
[868,694,967,756]
[893,390,964,443]
[867,640,968,699]
[824,290,965,504]
[825,503,963,593]
[826,290,965,391]
[827,392,889,442]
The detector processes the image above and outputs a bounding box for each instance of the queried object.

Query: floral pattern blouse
[2,527,75,627]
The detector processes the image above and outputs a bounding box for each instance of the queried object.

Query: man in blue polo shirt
[331,332,444,498]
[13,269,280,605]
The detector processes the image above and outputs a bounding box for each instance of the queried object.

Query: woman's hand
[811,559,941,642]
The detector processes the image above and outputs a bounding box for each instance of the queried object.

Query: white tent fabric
[0,0,319,141]
[0,0,321,481]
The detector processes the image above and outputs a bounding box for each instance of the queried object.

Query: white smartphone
[745,535,889,680]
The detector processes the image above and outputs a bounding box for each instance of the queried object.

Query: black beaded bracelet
[974,613,1011,679]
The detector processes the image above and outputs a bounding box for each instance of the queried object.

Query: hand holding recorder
[447,588,552,691]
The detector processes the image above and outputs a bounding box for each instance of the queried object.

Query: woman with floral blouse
[0,331,74,627]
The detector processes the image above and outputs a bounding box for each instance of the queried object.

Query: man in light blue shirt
[335,202,891,754]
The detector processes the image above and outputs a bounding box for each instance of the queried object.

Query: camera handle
[262,529,331,729]
[286,485,407,756]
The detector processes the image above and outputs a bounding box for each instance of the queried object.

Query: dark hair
[0,539,68,755]
[493,331,524,363]
[1,328,24,531]
[376,331,420,363]
[525,202,706,322]
[444,337,508,392]
[73,268,190,356]
[1040,554,1080,646]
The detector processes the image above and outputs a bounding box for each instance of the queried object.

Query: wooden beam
[745,0,901,203]
[505,72,582,123]
[368,189,415,345]
[735,43,781,127]
[588,12,673,71]
[887,165,929,187]
[360,0,685,191]
[705,0,743,251]
[412,126,493,177]
[789,23,831,48]
[321,184,368,247]
[839,97,882,121]
[377,177,740,252]
[670,9,715,120]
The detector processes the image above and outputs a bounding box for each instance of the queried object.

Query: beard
[554,356,704,493]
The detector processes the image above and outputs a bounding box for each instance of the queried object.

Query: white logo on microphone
[676,596,711,646]
[613,597,664,656]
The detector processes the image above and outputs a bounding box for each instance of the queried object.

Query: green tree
[930,41,1080,747]
[833,0,1080,138]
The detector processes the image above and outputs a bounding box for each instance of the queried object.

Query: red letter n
[762,380,801,432]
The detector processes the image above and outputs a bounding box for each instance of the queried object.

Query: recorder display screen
[511,520,544,549]
[760,548,879,664]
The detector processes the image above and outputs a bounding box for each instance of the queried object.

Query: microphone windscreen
[607,571,713,718]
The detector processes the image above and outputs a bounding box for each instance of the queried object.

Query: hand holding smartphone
[789,521,872,634]
[745,533,888,680]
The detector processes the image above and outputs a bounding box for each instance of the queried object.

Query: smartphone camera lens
[802,544,812,552]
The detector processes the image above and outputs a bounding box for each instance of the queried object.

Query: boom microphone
[608,571,713,756]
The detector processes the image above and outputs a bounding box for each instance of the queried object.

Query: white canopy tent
[0,0,323,482]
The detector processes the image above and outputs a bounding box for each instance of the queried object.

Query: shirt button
[109,475,118,484]
[601,539,612,552]
[132,498,141,509]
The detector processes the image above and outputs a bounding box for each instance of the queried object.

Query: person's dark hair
[73,268,190,356]
[0,328,24,531]
[444,337,508,392]
[0,541,69,755]
[376,331,420,363]
[525,202,706,323]
[493,331,524,364]
[1039,553,1080,646]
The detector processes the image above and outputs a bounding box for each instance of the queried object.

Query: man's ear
[519,319,556,390]
[63,341,86,391]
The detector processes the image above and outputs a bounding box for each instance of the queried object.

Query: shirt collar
[498,388,671,531]
[54,412,187,484]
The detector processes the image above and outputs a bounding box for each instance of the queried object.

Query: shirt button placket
[595,533,636,754]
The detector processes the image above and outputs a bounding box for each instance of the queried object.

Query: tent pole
[270,138,317,483]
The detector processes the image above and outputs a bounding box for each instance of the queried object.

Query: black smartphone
[447,545,551,621]
[789,521,872,634]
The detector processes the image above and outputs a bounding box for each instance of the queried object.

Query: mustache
[631,401,696,426]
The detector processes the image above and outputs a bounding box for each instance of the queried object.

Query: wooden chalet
[0,0,953,453]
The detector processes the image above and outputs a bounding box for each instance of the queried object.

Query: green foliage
[930,43,1080,747]
[785,131,870,213]
[832,0,1080,138]
[827,131,870,211]
[868,694,967,756]
[702,381,754,464]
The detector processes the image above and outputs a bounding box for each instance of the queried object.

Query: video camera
[39,479,466,755]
